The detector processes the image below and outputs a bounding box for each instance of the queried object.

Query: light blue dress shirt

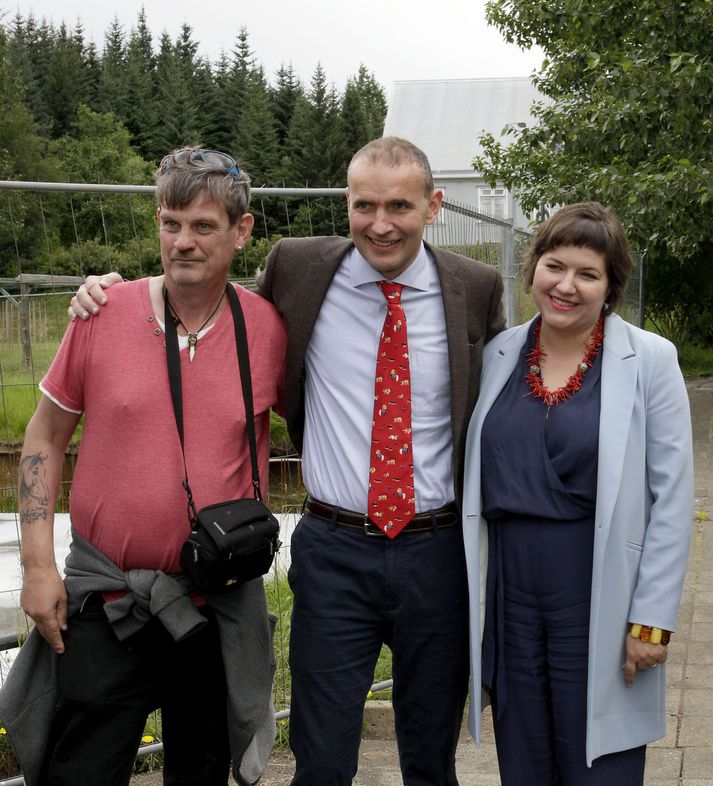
[302,243,454,513]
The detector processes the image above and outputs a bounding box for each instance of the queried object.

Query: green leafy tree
[474,0,713,342]
[49,105,155,257]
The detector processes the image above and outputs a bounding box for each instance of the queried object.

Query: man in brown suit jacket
[256,138,504,786]
[71,137,505,786]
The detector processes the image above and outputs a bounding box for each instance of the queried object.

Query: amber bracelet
[630,624,671,645]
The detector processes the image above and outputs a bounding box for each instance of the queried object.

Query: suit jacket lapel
[291,241,352,373]
[432,248,469,448]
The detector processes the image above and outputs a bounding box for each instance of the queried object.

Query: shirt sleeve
[40,318,91,414]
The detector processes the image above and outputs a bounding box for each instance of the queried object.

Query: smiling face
[157,191,253,293]
[346,159,442,279]
[531,245,609,338]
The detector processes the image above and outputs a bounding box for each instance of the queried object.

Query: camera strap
[163,282,264,527]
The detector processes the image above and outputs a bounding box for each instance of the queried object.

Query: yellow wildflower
[141,735,155,744]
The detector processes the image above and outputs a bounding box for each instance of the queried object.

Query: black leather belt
[305,496,459,536]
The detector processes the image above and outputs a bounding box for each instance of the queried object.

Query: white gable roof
[383,77,543,175]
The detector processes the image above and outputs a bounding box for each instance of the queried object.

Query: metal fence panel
[0,181,641,748]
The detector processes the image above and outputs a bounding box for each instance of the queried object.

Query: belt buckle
[363,515,383,536]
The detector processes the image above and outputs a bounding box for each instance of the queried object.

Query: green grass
[265,572,393,710]
[265,570,394,749]
[0,384,42,444]
[678,342,713,377]
[0,573,394,777]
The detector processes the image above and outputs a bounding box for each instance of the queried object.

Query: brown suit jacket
[256,235,505,505]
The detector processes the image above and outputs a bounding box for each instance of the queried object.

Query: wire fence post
[500,220,517,328]
[18,281,32,370]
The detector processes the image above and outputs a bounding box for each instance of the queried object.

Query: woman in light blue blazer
[462,203,693,785]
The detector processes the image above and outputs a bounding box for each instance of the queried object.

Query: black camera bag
[165,283,280,593]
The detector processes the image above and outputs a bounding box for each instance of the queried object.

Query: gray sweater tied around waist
[0,530,276,786]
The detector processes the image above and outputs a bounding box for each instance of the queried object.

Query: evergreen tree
[98,17,128,120]
[193,57,221,152]
[72,21,101,110]
[45,22,89,137]
[210,50,234,152]
[233,66,280,185]
[83,39,103,110]
[283,64,346,187]
[154,30,202,151]
[340,80,370,161]
[123,9,160,161]
[271,63,303,147]
[281,65,348,234]
[349,65,388,141]
[0,25,61,274]
[217,28,254,157]
[8,15,55,136]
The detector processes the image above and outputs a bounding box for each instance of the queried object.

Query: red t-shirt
[41,279,286,573]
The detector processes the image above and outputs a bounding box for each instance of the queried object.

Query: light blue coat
[462,313,694,765]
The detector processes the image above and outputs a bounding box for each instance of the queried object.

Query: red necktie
[368,282,415,538]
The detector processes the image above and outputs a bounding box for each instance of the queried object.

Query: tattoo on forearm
[19,452,50,525]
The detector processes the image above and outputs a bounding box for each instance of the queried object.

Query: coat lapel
[594,314,638,536]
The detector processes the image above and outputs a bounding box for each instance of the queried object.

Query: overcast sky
[5,0,543,94]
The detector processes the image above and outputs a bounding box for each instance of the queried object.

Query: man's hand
[68,272,123,321]
[623,633,668,686]
[20,566,68,654]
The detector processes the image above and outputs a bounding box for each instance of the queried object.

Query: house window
[480,187,507,219]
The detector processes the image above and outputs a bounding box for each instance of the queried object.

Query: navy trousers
[39,594,231,786]
[287,513,470,786]
[491,518,646,786]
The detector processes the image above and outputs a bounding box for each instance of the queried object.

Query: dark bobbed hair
[347,136,434,197]
[523,202,634,311]
[154,145,251,226]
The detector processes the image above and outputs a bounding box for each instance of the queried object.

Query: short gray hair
[348,137,434,197]
[155,146,251,225]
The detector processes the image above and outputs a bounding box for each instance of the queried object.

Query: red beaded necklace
[525,312,605,406]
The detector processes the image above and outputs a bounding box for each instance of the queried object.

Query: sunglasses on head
[161,148,241,177]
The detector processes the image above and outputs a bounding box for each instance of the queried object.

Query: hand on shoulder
[68,272,124,321]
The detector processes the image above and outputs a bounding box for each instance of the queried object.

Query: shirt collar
[348,242,431,292]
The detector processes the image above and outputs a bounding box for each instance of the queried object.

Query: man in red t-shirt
[15,147,286,786]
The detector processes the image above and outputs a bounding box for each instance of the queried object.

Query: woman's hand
[623,634,668,686]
